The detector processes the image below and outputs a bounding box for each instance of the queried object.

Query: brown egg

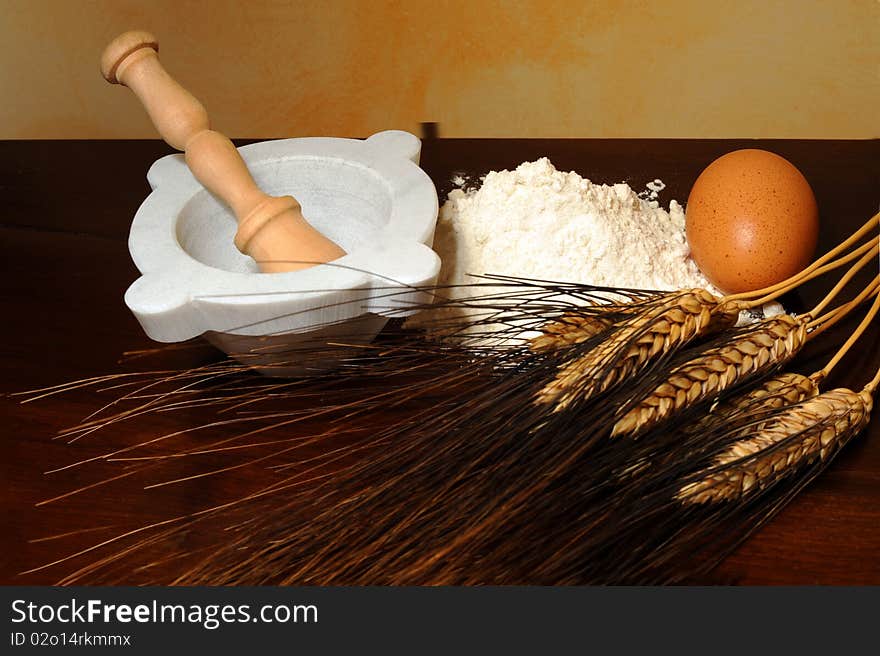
[685,149,819,294]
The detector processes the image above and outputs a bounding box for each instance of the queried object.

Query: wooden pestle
[101,30,346,273]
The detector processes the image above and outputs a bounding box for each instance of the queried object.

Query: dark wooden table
[2,139,878,585]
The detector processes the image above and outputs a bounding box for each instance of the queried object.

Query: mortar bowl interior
[176,157,394,273]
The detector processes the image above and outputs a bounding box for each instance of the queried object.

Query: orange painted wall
[2,0,877,139]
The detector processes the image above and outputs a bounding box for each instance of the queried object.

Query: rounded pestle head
[101,30,159,84]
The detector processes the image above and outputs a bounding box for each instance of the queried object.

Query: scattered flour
[642,178,666,201]
[432,158,718,296]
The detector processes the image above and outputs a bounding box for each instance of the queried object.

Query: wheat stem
[808,244,879,316]
[736,237,877,310]
[724,213,878,304]
[817,290,880,380]
[863,346,880,393]
[807,275,880,337]
[866,369,880,394]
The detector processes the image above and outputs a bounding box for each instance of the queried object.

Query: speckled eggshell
[685,149,819,294]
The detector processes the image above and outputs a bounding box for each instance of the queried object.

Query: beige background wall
[2,0,877,139]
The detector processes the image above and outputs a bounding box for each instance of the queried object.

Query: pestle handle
[101,31,346,272]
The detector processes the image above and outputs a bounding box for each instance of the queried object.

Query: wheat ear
[614,371,820,482]
[536,289,742,410]
[529,314,617,353]
[678,387,873,504]
[612,314,809,437]
[528,293,661,353]
[707,372,821,420]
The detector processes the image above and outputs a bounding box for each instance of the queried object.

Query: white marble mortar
[124,130,441,375]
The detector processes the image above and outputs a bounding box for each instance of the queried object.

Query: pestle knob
[101,30,346,273]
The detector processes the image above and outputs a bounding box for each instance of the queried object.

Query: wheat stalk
[678,387,873,504]
[535,289,742,410]
[612,314,809,437]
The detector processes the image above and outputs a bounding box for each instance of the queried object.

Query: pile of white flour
[411,158,777,337]
[434,158,715,293]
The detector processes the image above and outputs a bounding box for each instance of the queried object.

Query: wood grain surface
[1,138,878,585]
